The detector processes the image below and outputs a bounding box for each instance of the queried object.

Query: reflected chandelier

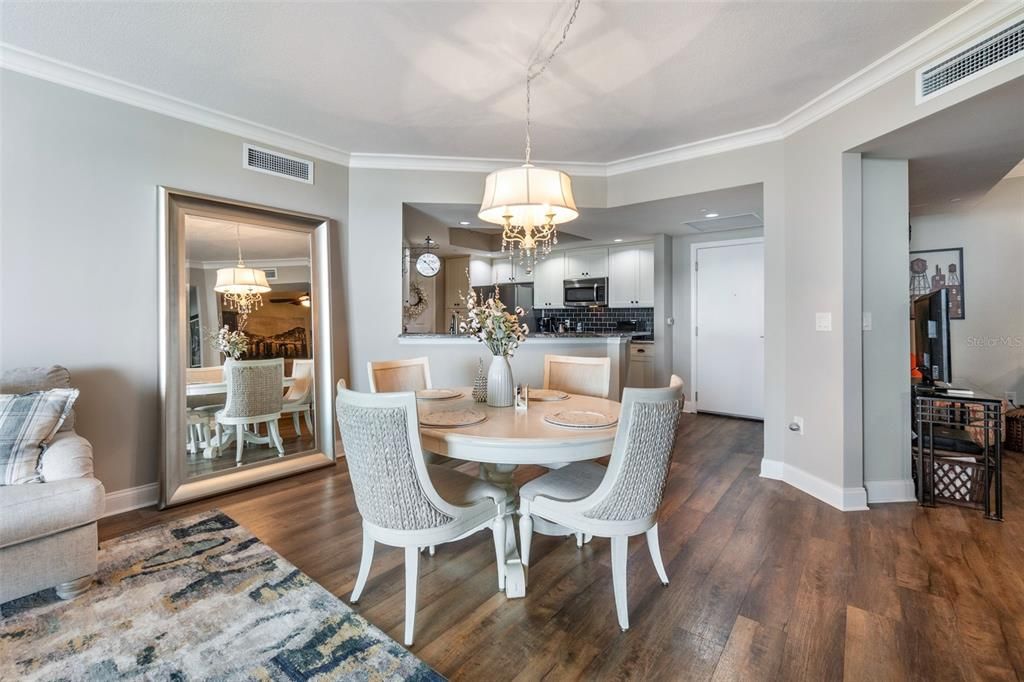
[214,223,272,316]
[478,0,582,274]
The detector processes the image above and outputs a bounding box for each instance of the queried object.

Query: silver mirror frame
[158,187,335,508]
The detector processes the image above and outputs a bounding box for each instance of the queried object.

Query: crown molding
[0,44,351,167]
[2,1,1020,177]
[186,257,311,270]
[348,152,607,177]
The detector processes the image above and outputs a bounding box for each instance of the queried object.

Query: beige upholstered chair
[336,386,508,646]
[367,357,431,393]
[0,365,104,603]
[215,358,285,465]
[281,359,314,436]
[519,380,684,631]
[543,354,612,399]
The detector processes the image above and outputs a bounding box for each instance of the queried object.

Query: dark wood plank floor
[101,414,1024,681]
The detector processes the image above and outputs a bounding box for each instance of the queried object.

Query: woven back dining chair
[336,385,508,646]
[543,354,611,399]
[216,358,285,465]
[518,380,684,631]
[367,357,432,393]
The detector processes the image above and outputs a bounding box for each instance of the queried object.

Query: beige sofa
[0,366,105,603]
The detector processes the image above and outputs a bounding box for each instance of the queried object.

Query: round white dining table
[418,387,621,598]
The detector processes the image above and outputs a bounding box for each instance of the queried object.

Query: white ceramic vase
[487,354,515,408]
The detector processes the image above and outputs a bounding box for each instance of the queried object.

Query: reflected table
[186,377,297,457]
[418,387,620,598]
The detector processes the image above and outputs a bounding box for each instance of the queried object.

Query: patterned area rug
[0,511,442,681]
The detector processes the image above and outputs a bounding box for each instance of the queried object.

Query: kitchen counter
[398,333,638,345]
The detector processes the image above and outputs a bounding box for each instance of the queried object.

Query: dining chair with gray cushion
[215,358,285,465]
[518,380,683,631]
[336,385,508,646]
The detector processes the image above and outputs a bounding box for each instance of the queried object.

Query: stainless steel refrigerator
[474,283,534,321]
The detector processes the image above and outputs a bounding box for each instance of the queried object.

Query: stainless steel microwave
[563,277,608,307]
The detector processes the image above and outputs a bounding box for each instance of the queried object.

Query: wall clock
[416,252,441,277]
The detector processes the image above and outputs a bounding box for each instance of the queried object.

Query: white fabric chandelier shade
[478,164,578,227]
[214,267,272,295]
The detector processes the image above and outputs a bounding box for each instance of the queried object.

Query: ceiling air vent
[917,17,1024,103]
[243,143,314,184]
[684,213,763,233]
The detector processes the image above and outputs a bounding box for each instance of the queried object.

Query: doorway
[691,238,765,419]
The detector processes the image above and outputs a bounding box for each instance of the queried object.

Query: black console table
[913,383,1003,520]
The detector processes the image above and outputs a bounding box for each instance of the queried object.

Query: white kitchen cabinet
[444,256,470,310]
[608,242,654,307]
[491,257,533,283]
[564,247,608,279]
[468,257,492,287]
[626,342,655,388]
[533,253,564,308]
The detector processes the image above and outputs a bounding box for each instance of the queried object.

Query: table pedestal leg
[481,463,526,598]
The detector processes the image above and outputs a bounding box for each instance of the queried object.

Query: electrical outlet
[1007,391,1018,405]
[789,416,805,436]
[815,312,832,332]
[862,312,872,331]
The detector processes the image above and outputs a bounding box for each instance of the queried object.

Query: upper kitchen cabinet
[564,247,608,279]
[533,253,564,308]
[491,256,534,284]
[444,255,471,309]
[468,256,492,287]
[608,242,654,307]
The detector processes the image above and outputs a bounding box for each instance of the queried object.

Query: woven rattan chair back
[222,359,284,419]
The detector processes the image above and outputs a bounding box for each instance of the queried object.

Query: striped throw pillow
[0,389,79,485]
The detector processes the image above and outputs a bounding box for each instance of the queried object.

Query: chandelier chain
[524,0,582,164]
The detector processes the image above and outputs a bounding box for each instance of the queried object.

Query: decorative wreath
[404,281,428,321]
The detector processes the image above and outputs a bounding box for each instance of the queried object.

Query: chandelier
[214,223,272,316]
[478,0,582,274]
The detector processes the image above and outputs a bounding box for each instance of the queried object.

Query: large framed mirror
[159,188,335,507]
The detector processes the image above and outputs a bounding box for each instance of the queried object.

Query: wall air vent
[243,143,314,184]
[917,17,1024,103]
[260,268,278,281]
[684,213,763,233]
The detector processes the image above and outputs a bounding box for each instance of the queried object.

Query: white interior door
[693,239,764,419]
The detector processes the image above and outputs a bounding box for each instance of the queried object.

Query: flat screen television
[912,288,952,385]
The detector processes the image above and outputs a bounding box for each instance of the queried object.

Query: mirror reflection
[184,216,316,478]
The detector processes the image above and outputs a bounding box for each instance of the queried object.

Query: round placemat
[416,388,463,401]
[544,410,617,429]
[420,408,487,428]
[528,389,570,402]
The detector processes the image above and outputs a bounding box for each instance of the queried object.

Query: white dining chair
[336,386,509,646]
[280,359,314,436]
[367,357,432,393]
[518,380,684,631]
[543,354,612,399]
[215,358,285,465]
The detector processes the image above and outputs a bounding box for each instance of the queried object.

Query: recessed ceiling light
[704,212,720,218]
[459,220,471,225]
[950,198,961,203]
[613,238,623,242]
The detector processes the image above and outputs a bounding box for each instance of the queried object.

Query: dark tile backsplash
[534,307,654,337]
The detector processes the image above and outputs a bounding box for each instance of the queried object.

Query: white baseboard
[103,482,159,517]
[682,401,698,414]
[759,458,869,512]
[865,478,916,504]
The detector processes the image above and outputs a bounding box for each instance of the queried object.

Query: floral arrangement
[210,325,248,360]
[459,287,529,357]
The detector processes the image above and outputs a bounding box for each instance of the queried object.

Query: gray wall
[910,175,1024,400]
[861,158,912,497]
[0,72,350,493]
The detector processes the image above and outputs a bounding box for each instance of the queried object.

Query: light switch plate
[862,312,872,331]
[815,312,832,332]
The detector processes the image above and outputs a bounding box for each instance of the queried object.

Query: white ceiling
[1,1,966,163]
[185,216,310,264]
[406,182,763,256]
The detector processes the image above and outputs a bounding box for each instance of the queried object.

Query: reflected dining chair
[215,358,285,465]
[367,357,431,393]
[518,380,684,631]
[280,359,314,436]
[336,386,509,646]
[543,354,612,399]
